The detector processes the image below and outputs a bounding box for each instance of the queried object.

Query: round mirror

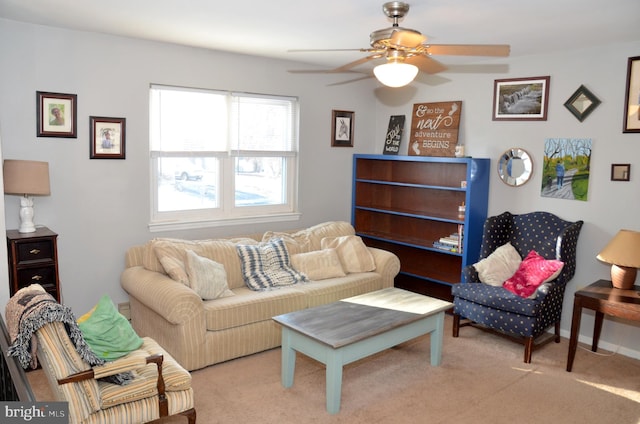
[498,148,533,186]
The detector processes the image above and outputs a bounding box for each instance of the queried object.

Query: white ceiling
[1,0,639,72]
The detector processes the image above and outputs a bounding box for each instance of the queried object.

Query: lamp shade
[3,160,51,196]
[373,62,419,87]
[596,229,640,289]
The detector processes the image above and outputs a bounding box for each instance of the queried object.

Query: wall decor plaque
[408,101,461,157]
[382,115,405,155]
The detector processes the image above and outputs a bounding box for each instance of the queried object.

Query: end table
[566,279,640,372]
[6,227,60,302]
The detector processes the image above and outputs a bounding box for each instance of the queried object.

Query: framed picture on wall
[331,110,354,147]
[492,76,550,121]
[623,56,640,133]
[36,91,77,137]
[90,116,126,159]
[611,164,630,181]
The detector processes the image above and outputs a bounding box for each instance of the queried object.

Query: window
[149,85,299,230]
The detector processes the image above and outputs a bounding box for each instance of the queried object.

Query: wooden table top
[273,288,452,349]
[575,279,640,307]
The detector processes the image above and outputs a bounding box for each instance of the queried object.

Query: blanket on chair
[5,284,132,385]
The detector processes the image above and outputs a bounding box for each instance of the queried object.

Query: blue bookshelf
[352,154,490,300]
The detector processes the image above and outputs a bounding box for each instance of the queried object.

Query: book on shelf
[432,241,460,253]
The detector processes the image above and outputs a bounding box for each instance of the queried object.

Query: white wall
[1,18,640,359]
[0,19,378,315]
[375,40,640,357]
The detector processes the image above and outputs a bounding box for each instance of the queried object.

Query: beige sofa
[121,221,401,371]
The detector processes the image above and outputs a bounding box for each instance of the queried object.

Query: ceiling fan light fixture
[373,61,418,87]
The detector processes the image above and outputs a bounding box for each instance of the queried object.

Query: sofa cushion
[290,249,346,280]
[236,238,308,291]
[185,250,235,300]
[306,221,356,251]
[152,237,258,290]
[320,235,375,273]
[98,337,192,409]
[261,231,311,255]
[503,250,564,298]
[204,286,306,331]
[473,242,522,287]
[295,273,383,308]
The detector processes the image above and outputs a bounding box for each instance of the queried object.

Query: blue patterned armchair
[451,211,583,363]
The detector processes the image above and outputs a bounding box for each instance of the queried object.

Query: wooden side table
[6,227,60,302]
[566,279,640,372]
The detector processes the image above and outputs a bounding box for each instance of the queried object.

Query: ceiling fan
[289,2,510,87]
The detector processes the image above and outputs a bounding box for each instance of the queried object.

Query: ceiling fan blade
[287,48,364,53]
[426,44,511,57]
[405,55,448,74]
[288,69,362,74]
[390,29,426,48]
[331,54,384,72]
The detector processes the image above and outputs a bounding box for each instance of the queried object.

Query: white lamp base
[18,195,36,233]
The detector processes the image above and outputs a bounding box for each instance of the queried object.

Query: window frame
[148,84,301,232]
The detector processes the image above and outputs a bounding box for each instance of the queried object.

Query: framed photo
[89,116,126,159]
[492,76,550,121]
[564,85,601,122]
[611,164,630,181]
[36,91,77,137]
[331,110,354,147]
[623,56,640,133]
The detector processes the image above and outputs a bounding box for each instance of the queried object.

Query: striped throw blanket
[6,284,132,385]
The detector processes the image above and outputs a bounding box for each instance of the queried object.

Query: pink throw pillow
[503,250,564,298]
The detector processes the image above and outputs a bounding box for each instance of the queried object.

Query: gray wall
[2,18,640,358]
[375,40,640,357]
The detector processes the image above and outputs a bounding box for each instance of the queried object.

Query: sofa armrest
[121,266,202,325]
[369,247,401,288]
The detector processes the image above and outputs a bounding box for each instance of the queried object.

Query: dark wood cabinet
[352,154,490,301]
[7,227,60,302]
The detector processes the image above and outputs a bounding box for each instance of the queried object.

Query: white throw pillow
[185,250,235,300]
[320,235,375,273]
[473,242,522,287]
[290,249,346,280]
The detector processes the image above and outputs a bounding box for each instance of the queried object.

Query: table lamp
[596,229,640,289]
[3,159,51,233]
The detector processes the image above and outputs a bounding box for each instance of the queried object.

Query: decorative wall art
[492,76,550,121]
[564,85,601,122]
[611,164,630,181]
[409,101,461,157]
[36,91,77,138]
[623,56,640,133]
[90,116,126,159]
[331,110,354,147]
[382,115,405,155]
[540,138,591,201]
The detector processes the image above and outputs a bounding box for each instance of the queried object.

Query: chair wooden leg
[554,321,561,343]
[452,313,460,337]
[524,336,534,363]
[180,408,197,424]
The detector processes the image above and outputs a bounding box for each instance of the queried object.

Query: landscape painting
[541,138,591,201]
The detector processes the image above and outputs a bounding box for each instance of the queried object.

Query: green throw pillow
[77,295,143,361]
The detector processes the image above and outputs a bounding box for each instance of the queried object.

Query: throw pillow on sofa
[152,237,258,289]
[320,235,375,273]
[237,237,308,291]
[290,248,346,280]
[185,250,235,300]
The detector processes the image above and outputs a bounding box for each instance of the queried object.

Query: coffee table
[272,287,452,413]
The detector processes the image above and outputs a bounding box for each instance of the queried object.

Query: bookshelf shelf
[352,154,489,301]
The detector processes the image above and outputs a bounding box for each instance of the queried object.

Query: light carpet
[29,315,640,423]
